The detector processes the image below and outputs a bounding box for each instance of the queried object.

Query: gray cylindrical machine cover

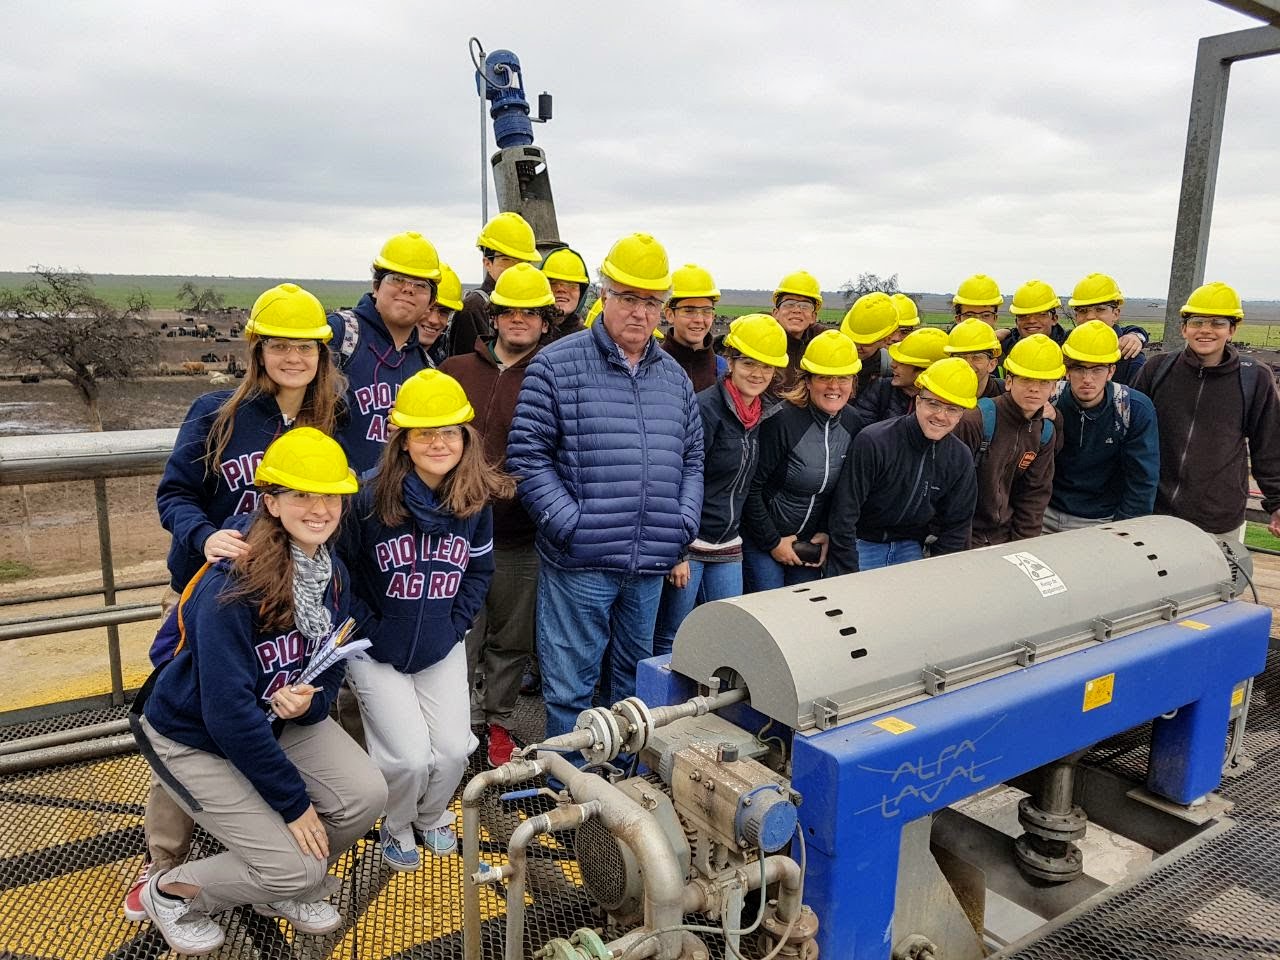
[670,516,1232,731]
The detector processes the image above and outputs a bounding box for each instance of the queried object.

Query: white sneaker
[254,897,343,935]
[140,872,226,956]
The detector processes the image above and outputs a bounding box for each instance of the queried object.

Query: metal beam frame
[1164,24,1280,344]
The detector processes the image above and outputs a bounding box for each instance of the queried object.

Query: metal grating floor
[3,651,1279,959]
[1000,648,1280,959]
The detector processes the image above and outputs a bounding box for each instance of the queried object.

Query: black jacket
[742,401,860,551]
[694,381,763,545]
[826,414,977,575]
[850,377,912,431]
[1133,344,1280,533]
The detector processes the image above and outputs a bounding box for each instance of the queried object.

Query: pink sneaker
[123,860,152,921]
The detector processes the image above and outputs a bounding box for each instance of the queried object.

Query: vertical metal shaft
[93,478,124,705]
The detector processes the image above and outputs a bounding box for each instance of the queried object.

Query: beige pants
[141,715,386,915]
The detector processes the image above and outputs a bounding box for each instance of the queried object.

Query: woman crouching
[135,428,386,955]
[341,369,512,870]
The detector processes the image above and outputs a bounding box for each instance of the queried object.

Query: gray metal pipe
[0,733,137,774]
[0,604,162,642]
[504,800,600,960]
[0,718,131,756]
[0,428,177,485]
[0,577,167,608]
[461,758,549,960]
[680,854,804,922]
[543,754,686,960]
[0,601,156,628]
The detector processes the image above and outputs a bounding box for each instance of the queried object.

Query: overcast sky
[2,1,1277,298]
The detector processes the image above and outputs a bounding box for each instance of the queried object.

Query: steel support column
[1164,24,1280,345]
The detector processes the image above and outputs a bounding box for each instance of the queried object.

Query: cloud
[0,0,1276,296]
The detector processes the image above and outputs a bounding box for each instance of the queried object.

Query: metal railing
[0,429,177,717]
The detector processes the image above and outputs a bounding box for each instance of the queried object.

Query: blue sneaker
[379,822,420,871]
[421,825,457,857]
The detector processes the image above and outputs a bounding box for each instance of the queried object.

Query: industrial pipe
[542,753,687,960]
[0,718,130,756]
[462,757,549,960]
[504,800,601,960]
[0,733,137,775]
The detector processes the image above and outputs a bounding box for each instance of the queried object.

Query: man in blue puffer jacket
[507,233,704,742]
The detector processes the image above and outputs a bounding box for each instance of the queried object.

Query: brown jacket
[439,337,539,545]
[955,393,1060,546]
[661,333,722,393]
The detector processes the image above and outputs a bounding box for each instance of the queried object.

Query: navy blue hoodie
[156,391,290,591]
[329,293,430,473]
[340,472,495,674]
[144,556,351,822]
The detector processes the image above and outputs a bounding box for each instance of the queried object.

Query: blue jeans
[742,540,823,593]
[536,565,664,741]
[653,558,744,658]
[855,539,924,570]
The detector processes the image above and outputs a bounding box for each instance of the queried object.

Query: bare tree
[839,272,901,305]
[0,266,157,430]
[176,281,226,315]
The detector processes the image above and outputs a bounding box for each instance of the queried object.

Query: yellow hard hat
[774,270,823,309]
[389,369,475,429]
[541,247,589,285]
[952,274,1002,307]
[944,318,1002,357]
[800,330,861,377]
[888,327,949,368]
[600,233,672,291]
[1067,272,1124,307]
[245,283,332,341]
[723,314,788,367]
[477,212,540,263]
[841,292,900,345]
[1062,320,1121,364]
[915,358,979,409]
[1004,333,1066,380]
[891,293,921,328]
[254,427,357,494]
[1181,280,1244,320]
[491,262,555,309]
[670,263,720,301]
[584,296,662,338]
[373,231,442,281]
[1009,279,1061,315]
[435,263,464,312]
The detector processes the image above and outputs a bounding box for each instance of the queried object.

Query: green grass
[1246,522,1280,552]
[0,560,34,583]
[0,272,370,312]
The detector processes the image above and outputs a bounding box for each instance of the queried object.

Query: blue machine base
[637,598,1271,960]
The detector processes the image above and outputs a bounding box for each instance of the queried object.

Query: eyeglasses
[382,273,434,296]
[1183,316,1233,330]
[264,339,320,356]
[811,374,854,386]
[606,290,665,315]
[1066,364,1112,379]
[1073,303,1118,318]
[407,426,464,445]
[498,308,545,321]
[917,396,965,418]
[733,357,772,371]
[672,306,716,319]
[958,310,998,323]
[277,490,341,507]
[777,298,816,314]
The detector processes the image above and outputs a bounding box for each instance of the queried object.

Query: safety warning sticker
[872,717,916,735]
[1002,551,1067,597]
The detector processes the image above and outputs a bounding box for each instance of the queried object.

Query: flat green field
[0,272,370,311]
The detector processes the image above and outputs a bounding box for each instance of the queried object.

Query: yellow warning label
[1232,686,1246,707]
[873,717,916,735]
[1083,674,1115,712]
[1178,619,1210,631]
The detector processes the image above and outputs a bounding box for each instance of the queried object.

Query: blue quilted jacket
[506,322,704,573]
